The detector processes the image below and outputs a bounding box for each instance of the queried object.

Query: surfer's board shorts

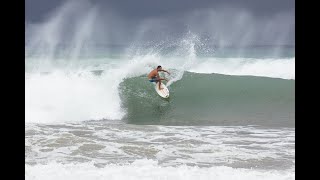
[149,77,158,82]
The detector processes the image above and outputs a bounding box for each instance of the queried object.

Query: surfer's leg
[157,78,167,90]
[158,79,162,90]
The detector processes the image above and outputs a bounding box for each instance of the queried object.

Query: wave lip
[188,57,295,80]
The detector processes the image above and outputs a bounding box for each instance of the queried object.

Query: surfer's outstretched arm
[159,69,170,75]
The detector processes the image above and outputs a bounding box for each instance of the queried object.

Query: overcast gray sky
[25,0,295,46]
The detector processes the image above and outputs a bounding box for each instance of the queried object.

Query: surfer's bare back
[147,65,170,90]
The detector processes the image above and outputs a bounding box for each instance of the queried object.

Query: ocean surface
[25,42,295,179]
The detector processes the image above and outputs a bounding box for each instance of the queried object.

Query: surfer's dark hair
[157,65,162,69]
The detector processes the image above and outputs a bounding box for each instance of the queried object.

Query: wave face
[120,72,294,127]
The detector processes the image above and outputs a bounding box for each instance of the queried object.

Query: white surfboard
[154,82,169,98]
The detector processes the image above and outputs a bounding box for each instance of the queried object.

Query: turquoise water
[120,72,294,127]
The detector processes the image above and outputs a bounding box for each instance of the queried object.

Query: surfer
[148,65,170,90]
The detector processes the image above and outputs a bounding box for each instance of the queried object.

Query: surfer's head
[157,65,162,70]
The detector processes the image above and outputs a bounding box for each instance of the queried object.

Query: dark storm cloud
[26,0,294,22]
[25,0,295,46]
